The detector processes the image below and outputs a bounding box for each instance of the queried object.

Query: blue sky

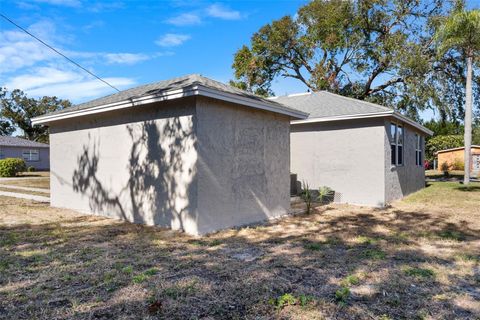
[1,0,479,122]
[0,0,309,104]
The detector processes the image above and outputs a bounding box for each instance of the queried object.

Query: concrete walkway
[0,191,50,203]
[0,184,49,194]
[0,176,47,181]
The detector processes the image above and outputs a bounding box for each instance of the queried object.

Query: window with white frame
[22,149,39,161]
[415,134,423,166]
[390,123,404,166]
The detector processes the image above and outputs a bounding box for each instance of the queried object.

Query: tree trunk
[464,55,473,185]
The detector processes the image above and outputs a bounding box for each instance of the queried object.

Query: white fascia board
[32,85,308,125]
[31,87,198,125]
[291,110,433,136]
[391,112,434,136]
[291,111,394,125]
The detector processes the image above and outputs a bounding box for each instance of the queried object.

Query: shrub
[0,158,27,177]
[27,166,36,172]
[451,158,464,171]
[300,181,313,214]
[440,162,449,177]
[426,135,463,161]
[317,186,334,203]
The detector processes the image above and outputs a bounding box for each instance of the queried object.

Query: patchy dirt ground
[1,182,479,319]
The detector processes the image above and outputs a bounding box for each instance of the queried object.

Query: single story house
[270,91,433,207]
[32,74,307,235]
[0,136,49,170]
[435,145,480,175]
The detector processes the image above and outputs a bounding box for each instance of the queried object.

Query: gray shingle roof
[44,74,304,118]
[0,136,49,148]
[270,91,392,118]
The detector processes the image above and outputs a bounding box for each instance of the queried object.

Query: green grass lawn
[425,169,479,179]
[0,182,479,319]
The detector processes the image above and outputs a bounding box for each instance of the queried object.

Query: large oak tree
[231,0,478,121]
[0,88,71,143]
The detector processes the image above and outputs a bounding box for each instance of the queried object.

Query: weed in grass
[122,266,133,274]
[0,233,19,246]
[163,280,198,299]
[403,267,435,279]
[103,271,117,283]
[144,268,159,276]
[378,315,393,320]
[274,293,297,309]
[356,235,379,245]
[454,253,479,262]
[416,309,429,320]
[335,287,350,305]
[341,274,360,287]
[361,249,386,260]
[132,268,159,284]
[269,293,314,309]
[208,239,222,247]
[132,273,148,284]
[188,239,206,246]
[437,230,465,241]
[303,242,323,251]
[0,260,9,271]
[298,294,314,307]
[391,231,410,244]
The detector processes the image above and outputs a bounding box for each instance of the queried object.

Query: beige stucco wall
[49,96,292,235]
[290,118,386,206]
[195,97,291,234]
[49,97,200,234]
[384,118,426,203]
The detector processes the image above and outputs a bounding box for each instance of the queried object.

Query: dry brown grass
[1,182,479,319]
[0,187,49,197]
[0,175,50,190]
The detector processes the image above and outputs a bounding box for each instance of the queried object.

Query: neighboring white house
[271,91,433,207]
[32,74,307,235]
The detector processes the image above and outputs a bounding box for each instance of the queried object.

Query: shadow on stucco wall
[71,116,197,232]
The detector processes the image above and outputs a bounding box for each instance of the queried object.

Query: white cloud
[155,33,190,47]
[206,3,241,20]
[4,66,135,102]
[0,29,56,73]
[5,67,80,90]
[104,53,150,64]
[82,20,105,32]
[32,0,82,7]
[28,77,135,101]
[166,13,202,26]
[0,21,147,103]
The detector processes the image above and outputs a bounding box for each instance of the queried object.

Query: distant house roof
[435,145,480,155]
[269,91,433,135]
[0,136,49,148]
[32,74,308,125]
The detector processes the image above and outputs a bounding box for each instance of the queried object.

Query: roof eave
[391,112,433,136]
[291,111,394,124]
[291,111,433,136]
[31,85,308,125]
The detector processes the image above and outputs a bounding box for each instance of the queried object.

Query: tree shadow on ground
[1,200,479,319]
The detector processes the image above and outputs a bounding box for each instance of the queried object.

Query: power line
[0,12,121,93]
